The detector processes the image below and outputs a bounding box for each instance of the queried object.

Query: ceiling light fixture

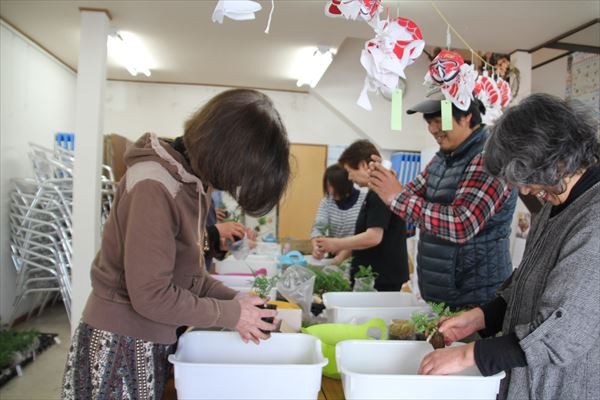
[107,30,153,77]
[296,46,336,88]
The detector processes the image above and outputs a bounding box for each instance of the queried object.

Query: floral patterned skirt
[62,322,174,400]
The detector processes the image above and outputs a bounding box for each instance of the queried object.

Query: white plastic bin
[211,274,254,288]
[211,274,277,299]
[214,254,278,276]
[336,340,505,400]
[323,292,430,323]
[169,331,327,400]
[254,241,282,257]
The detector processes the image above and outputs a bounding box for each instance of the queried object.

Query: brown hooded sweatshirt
[82,133,240,344]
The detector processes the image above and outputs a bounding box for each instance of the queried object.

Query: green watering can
[302,318,388,379]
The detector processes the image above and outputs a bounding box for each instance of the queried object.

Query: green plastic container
[302,318,388,379]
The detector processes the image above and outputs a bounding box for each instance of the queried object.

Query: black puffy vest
[417,126,517,309]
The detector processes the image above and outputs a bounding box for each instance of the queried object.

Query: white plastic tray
[214,254,278,276]
[211,274,254,288]
[169,331,327,400]
[336,340,505,400]
[323,292,430,323]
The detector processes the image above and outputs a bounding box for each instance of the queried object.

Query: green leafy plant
[336,257,353,273]
[251,275,279,299]
[308,266,351,296]
[355,265,377,279]
[314,223,332,237]
[410,302,458,333]
[0,329,40,369]
[410,302,459,349]
[225,211,241,223]
[353,265,378,292]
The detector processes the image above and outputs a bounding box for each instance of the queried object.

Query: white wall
[532,57,568,98]
[104,81,362,146]
[0,22,76,322]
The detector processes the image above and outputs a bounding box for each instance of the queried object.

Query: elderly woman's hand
[234,294,278,344]
[368,155,403,206]
[438,307,485,345]
[418,342,475,375]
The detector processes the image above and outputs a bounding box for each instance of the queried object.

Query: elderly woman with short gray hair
[417,93,599,400]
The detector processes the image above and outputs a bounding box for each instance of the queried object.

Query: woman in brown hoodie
[62,89,291,400]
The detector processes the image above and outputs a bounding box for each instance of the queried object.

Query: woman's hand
[215,221,247,243]
[245,227,258,241]
[315,237,341,255]
[418,342,475,375]
[368,155,403,206]
[234,294,278,344]
[215,208,228,223]
[311,238,325,259]
[438,307,485,345]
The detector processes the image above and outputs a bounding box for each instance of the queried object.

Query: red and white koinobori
[358,17,425,110]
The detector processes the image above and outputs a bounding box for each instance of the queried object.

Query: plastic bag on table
[353,276,377,292]
[227,235,250,260]
[276,265,315,322]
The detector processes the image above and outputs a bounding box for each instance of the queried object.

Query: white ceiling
[1,0,599,92]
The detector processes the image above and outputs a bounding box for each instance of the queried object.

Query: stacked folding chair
[8,142,116,325]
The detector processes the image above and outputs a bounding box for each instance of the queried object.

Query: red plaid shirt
[390,153,513,244]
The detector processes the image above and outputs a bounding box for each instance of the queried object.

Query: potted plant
[307,265,351,316]
[388,319,416,340]
[251,275,280,334]
[410,302,459,349]
[0,328,41,386]
[352,265,378,292]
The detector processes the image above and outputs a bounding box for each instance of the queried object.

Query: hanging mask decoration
[357,17,425,110]
[325,0,382,27]
[474,71,502,124]
[212,0,262,24]
[424,50,477,111]
[496,76,512,108]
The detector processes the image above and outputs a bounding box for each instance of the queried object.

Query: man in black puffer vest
[369,94,517,310]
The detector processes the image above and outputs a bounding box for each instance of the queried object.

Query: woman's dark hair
[424,98,483,128]
[338,140,380,169]
[484,93,599,188]
[183,89,290,216]
[323,164,353,199]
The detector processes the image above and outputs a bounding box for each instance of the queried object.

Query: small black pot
[311,302,326,316]
[257,303,277,334]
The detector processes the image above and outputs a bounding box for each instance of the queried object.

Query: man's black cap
[406,89,445,115]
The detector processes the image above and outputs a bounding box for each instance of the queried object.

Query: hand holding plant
[438,307,485,345]
[410,302,460,349]
[314,237,342,255]
[235,295,278,344]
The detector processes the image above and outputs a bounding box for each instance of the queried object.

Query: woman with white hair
[418,93,600,399]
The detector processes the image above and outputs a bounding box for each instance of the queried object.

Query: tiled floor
[0,305,71,400]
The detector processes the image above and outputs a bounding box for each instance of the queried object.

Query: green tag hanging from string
[441,100,453,131]
[391,89,403,131]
